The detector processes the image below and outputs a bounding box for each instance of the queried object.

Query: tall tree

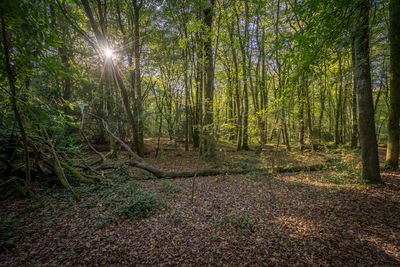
[203,0,216,157]
[133,0,145,156]
[79,0,141,155]
[351,38,358,148]
[354,0,381,183]
[236,2,250,150]
[385,0,400,169]
[0,6,31,189]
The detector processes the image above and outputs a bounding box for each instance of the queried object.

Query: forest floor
[1,139,400,266]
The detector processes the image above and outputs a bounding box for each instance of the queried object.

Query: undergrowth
[0,213,20,251]
[323,157,362,184]
[103,162,168,220]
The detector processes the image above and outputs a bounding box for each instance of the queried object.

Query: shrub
[116,193,167,220]
[0,212,20,251]
[113,161,132,181]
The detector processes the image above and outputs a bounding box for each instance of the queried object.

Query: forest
[0,0,399,265]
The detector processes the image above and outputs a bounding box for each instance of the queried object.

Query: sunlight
[104,48,113,58]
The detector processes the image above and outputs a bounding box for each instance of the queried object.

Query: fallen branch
[39,123,79,200]
[79,128,107,164]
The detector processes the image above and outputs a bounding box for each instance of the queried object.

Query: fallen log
[91,114,330,179]
[127,162,329,179]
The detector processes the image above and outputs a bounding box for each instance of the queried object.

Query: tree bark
[335,51,343,145]
[298,80,305,151]
[229,28,242,151]
[133,0,145,157]
[203,0,216,157]
[354,0,381,183]
[236,2,250,150]
[0,8,31,189]
[385,0,400,169]
[351,38,358,147]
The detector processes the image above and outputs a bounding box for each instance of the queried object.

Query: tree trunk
[354,0,381,183]
[305,76,313,147]
[80,0,140,154]
[133,0,145,156]
[335,51,343,145]
[229,29,242,151]
[203,0,216,157]
[351,38,358,147]
[0,8,31,189]
[318,63,327,139]
[385,0,400,169]
[298,81,305,151]
[237,2,250,150]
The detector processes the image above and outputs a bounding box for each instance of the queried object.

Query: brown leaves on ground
[1,142,399,266]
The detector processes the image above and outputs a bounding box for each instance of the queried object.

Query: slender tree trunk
[351,39,358,147]
[203,0,216,157]
[260,28,268,152]
[318,62,327,139]
[199,36,204,154]
[229,29,242,151]
[305,77,313,146]
[49,5,71,100]
[80,0,140,154]
[298,82,305,151]
[341,75,348,144]
[0,8,31,189]
[184,52,190,152]
[385,0,400,169]
[193,39,202,148]
[104,60,117,158]
[354,0,381,183]
[241,3,250,150]
[274,0,290,151]
[335,51,343,145]
[133,0,145,156]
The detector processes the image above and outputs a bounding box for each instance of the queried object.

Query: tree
[354,0,381,183]
[385,0,400,169]
[0,6,31,189]
[79,0,142,155]
[351,38,358,148]
[203,0,216,157]
[133,0,145,156]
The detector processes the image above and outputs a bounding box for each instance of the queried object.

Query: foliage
[104,167,167,220]
[0,213,20,251]
[115,192,167,220]
[112,161,132,181]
